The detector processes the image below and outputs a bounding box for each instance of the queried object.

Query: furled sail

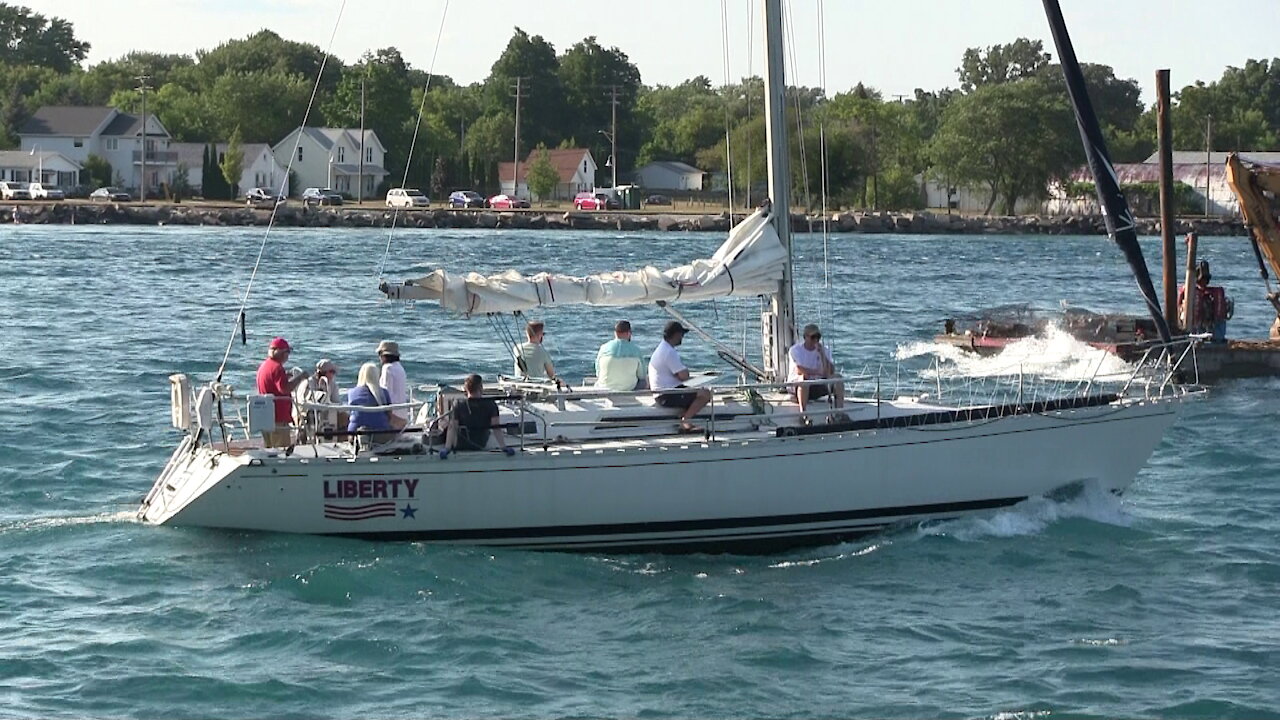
[380,207,786,315]
[1043,0,1173,343]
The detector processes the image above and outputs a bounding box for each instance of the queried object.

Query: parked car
[595,192,621,210]
[447,190,486,209]
[386,188,430,208]
[27,182,64,200]
[301,187,343,206]
[486,194,529,210]
[89,186,132,202]
[244,187,283,207]
[644,194,672,206]
[0,181,32,200]
[573,191,606,211]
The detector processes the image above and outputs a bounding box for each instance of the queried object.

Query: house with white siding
[19,106,176,193]
[498,148,596,200]
[0,150,83,188]
[271,127,387,199]
[172,142,290,198]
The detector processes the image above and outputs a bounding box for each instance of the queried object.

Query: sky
[41,0,1280,104]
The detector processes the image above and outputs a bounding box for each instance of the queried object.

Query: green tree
[82,154,111,188]
[220,126,245,199]
[929,78,1077,215]
[483,28,565,149]
[957,38,1050,92]
[323,48,414,181]
[526,144,559,203]
[558,37,642,177]
[194,30,341,97]
[0,3,89,73]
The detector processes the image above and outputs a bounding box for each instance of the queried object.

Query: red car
[487,194,530,209]
[573,191,604,210]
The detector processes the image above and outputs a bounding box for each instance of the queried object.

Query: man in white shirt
[789,323,844,420]
[377,339,409,429]
[648,321,710,433]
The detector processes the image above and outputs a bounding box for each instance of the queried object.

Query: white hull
[140,396,1180,552]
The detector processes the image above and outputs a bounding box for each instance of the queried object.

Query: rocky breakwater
[1,202,1246,237]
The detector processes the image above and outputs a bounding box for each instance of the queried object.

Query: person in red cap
[256,337,306,447]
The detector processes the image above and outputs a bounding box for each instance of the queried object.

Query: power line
[136,74,152,202]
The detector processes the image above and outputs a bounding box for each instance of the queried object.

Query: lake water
[1,224,1277,718]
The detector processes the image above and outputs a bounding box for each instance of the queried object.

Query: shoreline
[2,202,1246,236]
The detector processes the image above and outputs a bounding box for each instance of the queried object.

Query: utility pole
[609,85,619,189]
[511,77,525,198]
[359,74,366,203]
[1204,114,1213,216]
[136,74,152,202]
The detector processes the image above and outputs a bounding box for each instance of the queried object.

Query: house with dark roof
[633,160,706,191]
[0,150,83,188]
[271,127,387,199]
[498,148,597,201]
[19,106,176,193]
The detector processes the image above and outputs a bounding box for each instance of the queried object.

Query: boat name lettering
[323,478,418,499]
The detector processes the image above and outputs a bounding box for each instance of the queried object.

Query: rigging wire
[719,0,736,224]
[782,2,812,214]
[816,0,834,344]
[378,0,451,281]
[215,0,348,383]
[745,0,754,208]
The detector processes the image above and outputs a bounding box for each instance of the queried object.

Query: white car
[386,188,430,208]
[28,183,65,200]
[0,181,31,200]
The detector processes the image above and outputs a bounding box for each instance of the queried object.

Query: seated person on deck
[439,374,515,458]
[347,362,396,444]
[595,320,647,392]
[513,320,559,383]
[789,323,845,423]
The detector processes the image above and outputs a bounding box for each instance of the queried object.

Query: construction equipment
[1224,153,1280,339]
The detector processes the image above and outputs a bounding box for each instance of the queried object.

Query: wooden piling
[1156,69,1179,333]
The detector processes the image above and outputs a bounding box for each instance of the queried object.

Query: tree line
[2,3,1278,212]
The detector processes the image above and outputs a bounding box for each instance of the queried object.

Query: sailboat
[139,0,1201,552]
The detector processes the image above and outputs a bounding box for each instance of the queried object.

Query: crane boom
[1224,153,1280,339]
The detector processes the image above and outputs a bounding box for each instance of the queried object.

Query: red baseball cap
[269,337,291,351]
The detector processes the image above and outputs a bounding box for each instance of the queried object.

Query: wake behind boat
[139,0,1203,553]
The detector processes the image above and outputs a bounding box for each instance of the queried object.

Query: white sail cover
[383,208,786,315]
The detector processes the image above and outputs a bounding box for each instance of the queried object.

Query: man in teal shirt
[595,320,647,392]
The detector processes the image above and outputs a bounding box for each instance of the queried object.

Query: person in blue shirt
[348,362,395,443]
[595,319,647,392]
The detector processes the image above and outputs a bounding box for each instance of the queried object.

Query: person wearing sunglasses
[788,323,845,424]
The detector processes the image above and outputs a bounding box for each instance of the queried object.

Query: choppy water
[1,224,1278,719]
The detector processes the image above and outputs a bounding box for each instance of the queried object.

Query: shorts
[655,385,698,409]
[802,383,830,400]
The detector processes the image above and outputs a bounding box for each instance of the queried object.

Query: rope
[744,0,755,207]
[377,0,450,281]
[215,0,347,382]
[721,0,742,221]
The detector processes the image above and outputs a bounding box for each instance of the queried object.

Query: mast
[762,0,795,380]
[1042,0,1172,343]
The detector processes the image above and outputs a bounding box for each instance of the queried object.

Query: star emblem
[401,504,417,519]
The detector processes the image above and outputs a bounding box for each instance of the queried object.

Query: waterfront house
[19,106,176,192]
[633,160,706,191]
[498,148,596,201]
[172,142,290,198]
[271,127,387,199]
[0,149,83,188]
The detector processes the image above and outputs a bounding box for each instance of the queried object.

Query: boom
[1224,153,1280,338]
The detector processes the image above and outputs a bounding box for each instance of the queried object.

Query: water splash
[917,481,1132,542]
[0,510,138,534]
[898,326,1136,382]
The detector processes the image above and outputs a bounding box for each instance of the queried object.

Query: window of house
[337,147,345,163]
[298,147,304,162]
[104,138,118,151]
[366,147,373,163]
[74,138,85,148]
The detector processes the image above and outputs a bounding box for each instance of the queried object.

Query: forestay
[381,208,786,315]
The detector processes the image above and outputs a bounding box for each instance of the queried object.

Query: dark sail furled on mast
[1042,0,1173,343]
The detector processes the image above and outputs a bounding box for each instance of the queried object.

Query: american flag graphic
[324,502,397,521]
